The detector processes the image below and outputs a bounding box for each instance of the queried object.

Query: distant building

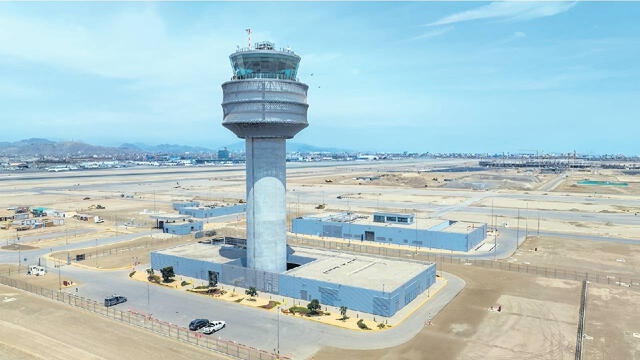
[217,148,230,160]
[292,212,487,252]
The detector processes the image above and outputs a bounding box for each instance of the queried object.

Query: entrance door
[364,231,375,241]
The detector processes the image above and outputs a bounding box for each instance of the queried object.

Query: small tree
[146,268,154,281]
[245,287,258,300]
[160,266,175,283]
[307,299,321,315]
[339,306,348,320]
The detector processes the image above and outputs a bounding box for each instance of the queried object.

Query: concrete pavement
[52,264,464,359]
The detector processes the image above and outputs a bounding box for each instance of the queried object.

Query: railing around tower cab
[232,72,298,82]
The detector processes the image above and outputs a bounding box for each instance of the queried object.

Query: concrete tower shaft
[221,42,308,273]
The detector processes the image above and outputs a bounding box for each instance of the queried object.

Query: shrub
[128,270,136,278]
[245,287,258,299]
[180,280,190,287]
[160,266,175,283]
[339,306,348,320]
[194,285,209,290]
[307,299,321,315]
[377,323,386,329]
[357,319,370,330]
[148,274,161,284]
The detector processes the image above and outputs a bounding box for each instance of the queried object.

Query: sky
[1,2,639,155]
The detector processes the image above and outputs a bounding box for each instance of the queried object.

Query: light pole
[276,305,280,358]
[17,229,21,273]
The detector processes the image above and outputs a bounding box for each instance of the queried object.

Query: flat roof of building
[150,214,192,221]
[285,247,431,292]
[154,243,432,292]
[299,212,484,233]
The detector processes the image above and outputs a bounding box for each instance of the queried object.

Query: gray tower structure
[221,41,309,273]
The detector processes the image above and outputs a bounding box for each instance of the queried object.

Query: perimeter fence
[0,275,289,360]
[289,236,640,290]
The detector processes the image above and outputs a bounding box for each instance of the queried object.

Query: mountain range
[0,138,349,157]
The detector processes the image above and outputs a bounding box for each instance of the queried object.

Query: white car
[200,321,226,334]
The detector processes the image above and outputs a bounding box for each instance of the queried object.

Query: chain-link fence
[0,275,289,360]
[54,234,197,264]
[289,236,640,290]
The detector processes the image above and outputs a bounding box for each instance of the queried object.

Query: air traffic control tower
[221,41,309,273]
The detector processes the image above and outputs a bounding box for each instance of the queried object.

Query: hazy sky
[1,2,639,154]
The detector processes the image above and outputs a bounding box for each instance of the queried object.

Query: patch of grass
[128,270,136,278]
[357,319,370,330]
[288,306,310,315]
[260,301,281,310]
[234,297,245,303]
[180,280,190,287]
[338,316,350,321]
[194,285,209,290]
[377,323,386,329]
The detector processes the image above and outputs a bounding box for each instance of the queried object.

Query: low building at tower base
[151,242,435,317]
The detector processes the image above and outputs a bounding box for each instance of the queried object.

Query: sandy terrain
[0,284,225,360]
[448,211,640,239]
[0,264,78,290]
[315,264,580,360]
[583,283,640,360]
[50,234,198,269]
[516,236,640,278]
[475,197,640,214]
[553,171,640,196]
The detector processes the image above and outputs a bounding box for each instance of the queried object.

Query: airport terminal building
[151,242,436,317]
[292,212,487,252]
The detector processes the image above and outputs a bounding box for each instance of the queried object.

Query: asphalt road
[54,264,464,359]
[0,231,156,265]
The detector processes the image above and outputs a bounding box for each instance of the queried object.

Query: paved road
[5,228,96,245]
[52,265,464,359]
[0,231,156,265]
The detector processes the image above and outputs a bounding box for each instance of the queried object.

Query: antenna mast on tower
[245,28,252,49]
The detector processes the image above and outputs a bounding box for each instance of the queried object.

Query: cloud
[407,26,453,41]
[0,9,234,85]
[496,31,527,45]
[427,2,576,27]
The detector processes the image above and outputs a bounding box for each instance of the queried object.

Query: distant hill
[119,143,213,153]
[0,138,133,157]
[0,138,349,157]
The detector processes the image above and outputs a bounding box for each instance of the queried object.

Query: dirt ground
[293,168,546,191]
[0,284,225,360]
[553,170,640,196]
[475,197,640,214]
[315,264,580,360]
[0,264,78,290]
[583,283,640,360]
[50,234,199,269]
[516,236,640,279]
[448,211,640,239]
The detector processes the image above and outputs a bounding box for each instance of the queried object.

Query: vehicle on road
[104,295,127,307]
[200,321,226,334]
[27,265,46,276]
[189,318,210,331]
